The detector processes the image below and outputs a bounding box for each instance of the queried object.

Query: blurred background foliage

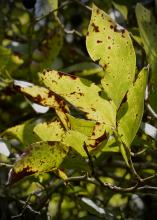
[0,0,157,219]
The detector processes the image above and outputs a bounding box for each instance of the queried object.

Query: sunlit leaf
[86,4,136,108]
[34,120,65,141]
[8,141,69,184]
[1,119,40,146]
[117,67,148,147]
[13,84,69,129]
[136,3,157,113]
[1,119,65,146]
[39,69,116,127]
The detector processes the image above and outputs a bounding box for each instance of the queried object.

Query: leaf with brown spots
[39,70,116,127]
[86,4,136,108]
[117,67,148,147]
[8,141,69,184]
[14,85,70,129]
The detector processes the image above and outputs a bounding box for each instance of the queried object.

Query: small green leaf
[112,0,128,20]
[2,119,65,146]
[8,141,69,184]
[136,3,157,113]
[117,67,148,147]
[39,70,116,127]
[63,130,88,156]
[1,119,40,146]
[86,4,136,108]
[67,114,96,136]
[80,197,113,218]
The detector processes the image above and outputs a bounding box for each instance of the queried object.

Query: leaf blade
[117,67,148,147]
[86,4,136,108]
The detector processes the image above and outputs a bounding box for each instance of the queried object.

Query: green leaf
[112,0,128,20]
[63,130,88,156]
[8,141,69,184]
[39,70,116,127]
[67,114,96,136]
[117,67,148,147]
[80,197,113,218]
[64,115,109,156]
[2,119,65,146]
[34,120,65,141]
[1,119,40,146]
[86,4,136,108]
[0,46,23,73]
[136,3,157,113]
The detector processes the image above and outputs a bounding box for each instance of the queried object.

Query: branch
[35,1,72,23]
[73,0,92,11]
[0,162,13,168]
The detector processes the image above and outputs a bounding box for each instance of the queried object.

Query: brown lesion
[8,166,35,185]
[97,40,103,43]
[91,23,100,32]
[57,71,77,80]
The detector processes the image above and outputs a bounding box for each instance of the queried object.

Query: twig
[56,16,83,37]
[83,142,139,192]
[11,194,40,219]
[147,104,157,119]
[35,1,72,23]
[0,162,13,168]
[73,0,92,11]
[131,148,147,157]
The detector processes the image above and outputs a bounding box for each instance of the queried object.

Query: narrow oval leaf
[136,3,157,113]
[39,70,116,127]
[8,141,69,184]
[117,67,147,147]
[86,4,136,108]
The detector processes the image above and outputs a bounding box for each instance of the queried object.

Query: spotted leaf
[39,70,116,127]
[86,4,136,108]
[8,141,69,184]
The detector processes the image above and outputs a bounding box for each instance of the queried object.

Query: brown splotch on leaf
[8,166,35,185]
[91,23,100,32]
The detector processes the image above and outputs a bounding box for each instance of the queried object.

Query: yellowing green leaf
[86,4,136,108]
[1,119,40,146]
[8,141,69,184]
[136,3,157,113]
[1,119,65,147]
[117,67,148,147]
[34,120,65,141]
[14,84,69,129]
[63,130,88,156]
[39,70,116,127]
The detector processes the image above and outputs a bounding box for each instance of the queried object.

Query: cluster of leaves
[0,0,157,219]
